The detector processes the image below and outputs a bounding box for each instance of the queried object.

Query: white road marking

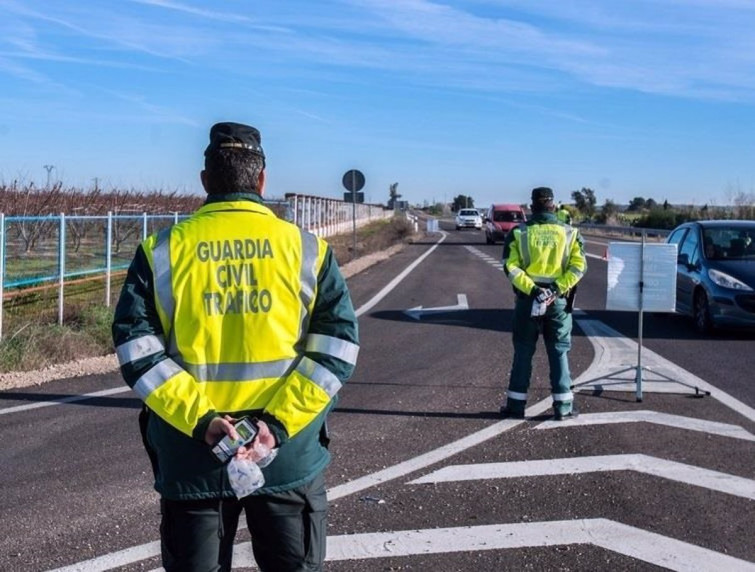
[536,410,755,441]
[410,454,755,500]
[574,319,755,422]
[326,397,555,501]
[0,386,129,416]
[229,519,755,571]
[355,232,446,318]
[404,293,469,320]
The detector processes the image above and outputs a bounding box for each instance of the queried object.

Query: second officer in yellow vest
[500,187,586,420]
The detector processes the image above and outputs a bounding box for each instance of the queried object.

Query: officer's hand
[204,415,237,446]
[236,420,277,463]
[535,287,557,305]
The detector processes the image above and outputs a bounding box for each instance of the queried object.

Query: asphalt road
[1,222,753,571]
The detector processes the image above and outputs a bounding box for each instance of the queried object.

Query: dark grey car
[666,220,755,333]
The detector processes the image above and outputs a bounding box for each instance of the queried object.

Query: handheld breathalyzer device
[211,417,259,463]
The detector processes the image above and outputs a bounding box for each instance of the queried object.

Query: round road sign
[342,169,365,192]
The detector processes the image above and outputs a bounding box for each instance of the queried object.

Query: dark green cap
[531,187,554,202]
[204,122,265,163]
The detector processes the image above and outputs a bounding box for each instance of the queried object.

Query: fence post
[105,211,113,307]
[173,211,179,225]
[142,212,148,241]
[58,213,66,326]
[0,213,4,341]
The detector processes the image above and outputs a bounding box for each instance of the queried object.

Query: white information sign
[606,242,677,312]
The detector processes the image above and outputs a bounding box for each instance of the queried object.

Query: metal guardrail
[578,223,670,240]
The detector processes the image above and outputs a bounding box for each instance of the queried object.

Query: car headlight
[708,269,754,291]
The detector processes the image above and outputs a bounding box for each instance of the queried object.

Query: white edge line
[0,386,130,416]
[355,232,446,318]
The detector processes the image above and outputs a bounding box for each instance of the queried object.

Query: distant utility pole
[43,164,55,188]
[93,177,99,192]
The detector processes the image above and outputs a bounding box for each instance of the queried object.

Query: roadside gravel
[0,243,407,392]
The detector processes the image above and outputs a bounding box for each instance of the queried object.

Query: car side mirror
[677,253,690,267]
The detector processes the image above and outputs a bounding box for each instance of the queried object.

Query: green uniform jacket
[112,192,359,500]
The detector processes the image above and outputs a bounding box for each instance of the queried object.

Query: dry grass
[327,216,416,266]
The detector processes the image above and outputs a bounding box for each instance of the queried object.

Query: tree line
[442,188,754,229]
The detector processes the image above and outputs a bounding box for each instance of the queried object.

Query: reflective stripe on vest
[297,229,319,348]
[305,333,359,365]
[152,227,174,325]
[518,224,530,267]
[562,227,574,273]
[179,358,295,383]
[133,358,184,400]
[295,356,342,398]
[116,334,166,365]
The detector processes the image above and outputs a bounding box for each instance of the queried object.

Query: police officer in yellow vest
[556,203,572,224]
[500,187,586,420]
[112,122,359,571]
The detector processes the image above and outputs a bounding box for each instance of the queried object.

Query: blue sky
[1,0,754,209]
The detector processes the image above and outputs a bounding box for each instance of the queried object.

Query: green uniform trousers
[505,295,574,415]
[160,472,328,572]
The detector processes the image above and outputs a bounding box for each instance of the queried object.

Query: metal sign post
[342,169,365,260]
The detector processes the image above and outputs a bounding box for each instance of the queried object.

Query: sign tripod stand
[572,232,710,402]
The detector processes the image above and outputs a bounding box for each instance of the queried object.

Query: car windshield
[494,211,522,222]
[459,210,478,216]
[702,226,755,260]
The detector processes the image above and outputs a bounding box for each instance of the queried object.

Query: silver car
[666,220,755,333]
[455,208,482,230]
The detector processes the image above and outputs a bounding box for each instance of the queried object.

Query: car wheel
[693,289,713,334]
[486,233,493,244]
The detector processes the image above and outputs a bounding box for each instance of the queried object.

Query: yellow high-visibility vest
[138,200,333,437]
[505,221,586,296]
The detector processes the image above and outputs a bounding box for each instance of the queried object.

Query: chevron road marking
[225,519,755,571]
[536,410,755,441]
[410,454,755,500]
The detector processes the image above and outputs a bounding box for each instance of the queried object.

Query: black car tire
[694,289,713,334]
